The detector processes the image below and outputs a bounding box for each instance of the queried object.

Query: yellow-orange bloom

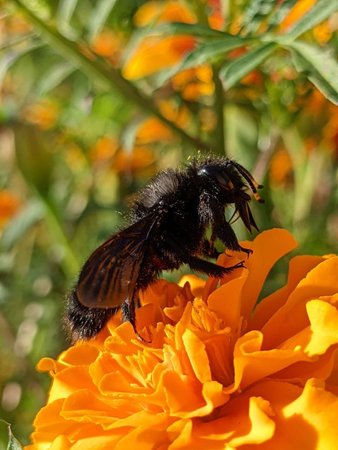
[0,190,21,228]
[27,229,338,449]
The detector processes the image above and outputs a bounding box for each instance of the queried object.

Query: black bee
[65,157,263,341]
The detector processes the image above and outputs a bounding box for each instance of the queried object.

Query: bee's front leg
[200,238,221,259]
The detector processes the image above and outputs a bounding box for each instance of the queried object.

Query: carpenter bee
[65,157,263,341]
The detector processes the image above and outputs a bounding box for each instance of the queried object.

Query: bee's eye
[198,166,234,190]
[219,173,234,190]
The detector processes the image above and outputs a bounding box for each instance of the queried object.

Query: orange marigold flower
[27,229,338,449]
[134,1,196,27]
[279,0,316,32]
[0,190,21,228]
[122,35,195,80]
[113,147,155,174]
[22,100,59,130]
[91,30,122,62]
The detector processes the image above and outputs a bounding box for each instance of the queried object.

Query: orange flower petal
[262,256,338,348]
[240,228,298,322]
[123,36,195,79]
[249,255,325,331]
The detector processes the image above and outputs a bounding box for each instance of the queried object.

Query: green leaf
[57,0,79,37]
[13,124,54,194]
[179,36,251,70]
[1,422,23,450]
[0,41,43,86]
[153,22,227,39]
[35,61,75,94]
[267,0,297,27]
[152,36,250,87]
[242,0,276,34]
[1,201,44,250]
[88,0,117,39]
[285,0,338,39]
[288,41,338,104]
[220,42,276,90]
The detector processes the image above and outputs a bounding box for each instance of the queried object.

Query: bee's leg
[213,220,252,256]
[186,256,244,277]
[64,290,117,342]
[121,299,136,328]
[200,238,220,259]
[121,294,149,342]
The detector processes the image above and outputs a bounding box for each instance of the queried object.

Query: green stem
[190,0,226,155]
[11,0,211,152]
[40,194,80,278]
[212,65,226,155]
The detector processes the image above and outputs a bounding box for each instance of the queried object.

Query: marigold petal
[305,299,338,355]
[229,396,275,447]
[179,275,205,298]
[249,255,325,331]
[283,378,338,450]
[71,434,121,450]
[122,36,195,79]
[262,256,338,348]
[240,228,298,321]
[182,329,211,383]
[208,271,248,333]
[47,367,96,403]
[163,371,205,416]
[228,331,312,392]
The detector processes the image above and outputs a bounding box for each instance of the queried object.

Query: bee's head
[197,160,264,232]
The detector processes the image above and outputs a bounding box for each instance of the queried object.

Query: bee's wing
[76,212,158,308]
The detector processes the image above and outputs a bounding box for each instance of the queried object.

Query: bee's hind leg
[121,293,149,342]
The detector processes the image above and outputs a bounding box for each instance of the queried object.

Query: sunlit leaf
[153,22,226,39]
[284,0,338,39]
[0,42,43,87]
[220,42,276,90]
[57,0,79,38]
[179,36,250,70]
[35,61,75,94]
[242,0,276,33]
[0,422,23,450]
[267,0,297,27]
[288,41,338,105]
[88,0,118,39]
[1,201,44,250]
[13,124,54,193]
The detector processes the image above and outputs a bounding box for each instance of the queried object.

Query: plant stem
[40,194,80,278]
[212,65,226,155]
[190,0,226,155]
[11,0,211,152]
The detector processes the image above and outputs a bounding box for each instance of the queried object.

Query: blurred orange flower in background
[22,100,59,130]
[0,190,21,228]
[27,229,338,449]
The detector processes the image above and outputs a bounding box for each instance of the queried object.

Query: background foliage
[0,0,337,446]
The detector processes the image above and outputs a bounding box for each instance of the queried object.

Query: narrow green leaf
[179,37,251,70]
[267,0,297,27]
[35,62,75,94]
[88,0,117,39]
[10,0,211,151]
[3,423,23,450]
[14,124,54,193]
[0,42,42,86]
[285,0,338,39]
[1,201,43,250]
[220,42,276,90]
[153,22,227,39]
[242,0,276,34]
[288,41,338,104]
[57,0,79,34]
[152,36,251,87]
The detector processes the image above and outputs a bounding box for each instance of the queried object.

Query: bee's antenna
[232,161,264,203]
